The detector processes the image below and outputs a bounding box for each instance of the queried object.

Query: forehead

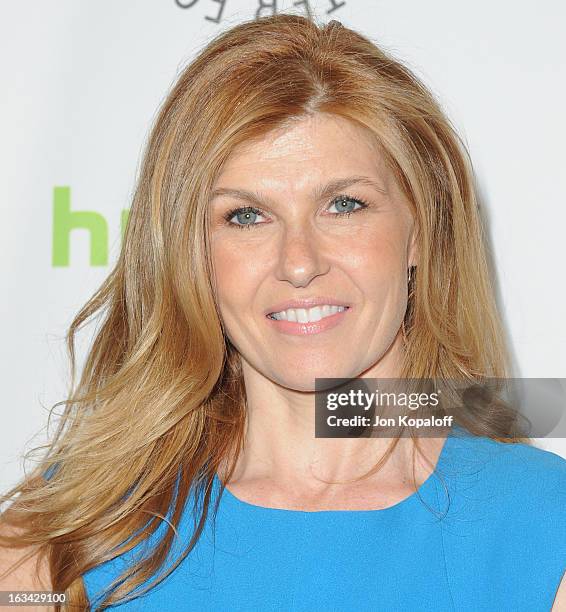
[214,113,390,186]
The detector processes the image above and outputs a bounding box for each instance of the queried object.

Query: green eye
[234,210,258,225]
[329,196,366,215]
[224,206,265,229]
[223,194,369,230]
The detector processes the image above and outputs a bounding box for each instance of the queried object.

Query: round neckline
[214,426,457,516]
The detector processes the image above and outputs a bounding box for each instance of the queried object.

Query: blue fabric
[81,425,566,611]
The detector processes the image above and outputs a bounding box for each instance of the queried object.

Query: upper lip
[265,297,352,316]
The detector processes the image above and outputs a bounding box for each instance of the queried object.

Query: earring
[402,266,414,344]
[407,265,414,284]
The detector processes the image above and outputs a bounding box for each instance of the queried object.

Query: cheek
[340,224,407,281]
[340,224,409,322]
[211,241,262,311]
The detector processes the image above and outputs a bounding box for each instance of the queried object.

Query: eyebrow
[210,175,387,207]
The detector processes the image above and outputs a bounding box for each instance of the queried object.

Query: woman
[1,14,565,611]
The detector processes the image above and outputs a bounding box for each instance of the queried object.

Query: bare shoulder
[0,520,54,611]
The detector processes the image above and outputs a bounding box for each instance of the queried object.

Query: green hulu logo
[51,186,130,267]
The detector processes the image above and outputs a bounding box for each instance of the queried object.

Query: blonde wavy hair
[0,13,527,610]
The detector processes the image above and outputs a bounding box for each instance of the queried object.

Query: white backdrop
[2,0,565,493]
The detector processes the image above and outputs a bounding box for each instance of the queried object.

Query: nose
[274,225,330,287]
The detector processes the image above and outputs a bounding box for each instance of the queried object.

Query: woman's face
[209,113,417,390]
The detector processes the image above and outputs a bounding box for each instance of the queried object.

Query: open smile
[265,305,351,335]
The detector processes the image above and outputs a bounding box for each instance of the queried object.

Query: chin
[271,366,357,392]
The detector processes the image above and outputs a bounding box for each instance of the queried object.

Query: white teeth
[269,305,347,322]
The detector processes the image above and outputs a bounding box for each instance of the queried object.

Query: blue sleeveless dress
[81,426,566,610]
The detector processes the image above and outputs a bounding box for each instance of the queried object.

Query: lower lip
[265,307,351,335]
